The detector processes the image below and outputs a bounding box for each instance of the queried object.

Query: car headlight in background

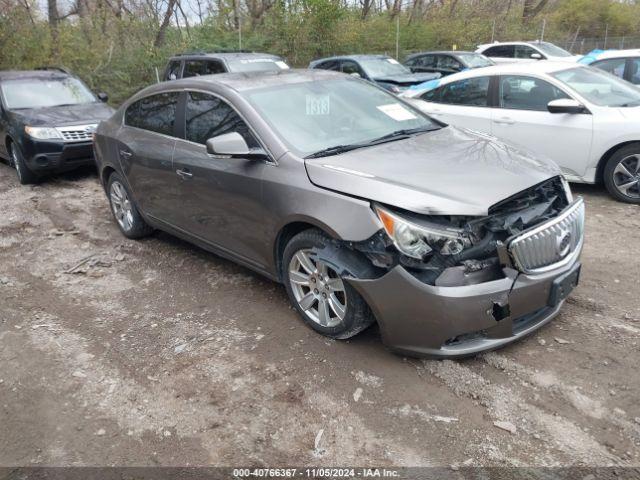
[24,126,62,140]
[375,205,472,259]
[561,176,573,203]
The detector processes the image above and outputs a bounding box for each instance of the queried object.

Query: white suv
[476,41,581,64]
[401,62,640,203]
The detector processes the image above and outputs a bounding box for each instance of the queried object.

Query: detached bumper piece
[347,198,585,358]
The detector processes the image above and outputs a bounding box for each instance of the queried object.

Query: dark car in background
[94,69,583,358]
[0,68,114,184]
[309,54,440,94]
[162,51,290,81]
[404,51,494,77]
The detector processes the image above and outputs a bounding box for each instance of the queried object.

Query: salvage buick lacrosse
[94,69,584,357]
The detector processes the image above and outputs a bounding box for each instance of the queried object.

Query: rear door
[491,75,593,178]
[171,91,270,267]
[417,76,493,133]
[118,92,180,220]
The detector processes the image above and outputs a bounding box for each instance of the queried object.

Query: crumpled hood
[305,126,560,216]
[373,72,440,86]
[8,102,115,127]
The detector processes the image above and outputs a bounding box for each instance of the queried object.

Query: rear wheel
[106,172,153,239]
[282,229,375,339]
[9,142,37,185]
[603,145,640,204]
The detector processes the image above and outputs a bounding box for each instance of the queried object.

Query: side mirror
[97,92,109,102]
[530,53,543,60]
[205,132,268,159]
[349,72,361,78]
[547,98,587,114]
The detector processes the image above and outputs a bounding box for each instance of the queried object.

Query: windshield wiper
[305,126,437,159]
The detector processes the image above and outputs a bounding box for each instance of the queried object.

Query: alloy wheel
[109,180,134,231]
[612,154,640,199]
[288,249,347,328]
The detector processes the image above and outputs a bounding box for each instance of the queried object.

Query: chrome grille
[56,124,97,142]
[508,198,584,274]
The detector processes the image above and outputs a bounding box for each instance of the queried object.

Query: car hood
[8,102,115,127]
[373,72,440,86]
[304,126,560,216]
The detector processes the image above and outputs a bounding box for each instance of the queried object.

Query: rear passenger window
[499,75,569,111]
[125,92,179,136]
[316,60,340,71]
[592,58,627,79]
[183,60,226,78]
[439,77,490,106]
[165,61,181,81]
[185,92,257,147]
[483,45,514,58]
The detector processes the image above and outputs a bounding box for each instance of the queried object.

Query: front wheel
[603,145,640,204]
[106,172,153,239]
[282,229,375,339]
[9,142,38,185]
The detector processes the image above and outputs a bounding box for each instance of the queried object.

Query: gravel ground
[1,163,639,468]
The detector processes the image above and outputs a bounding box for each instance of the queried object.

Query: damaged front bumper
[347,256,581,358]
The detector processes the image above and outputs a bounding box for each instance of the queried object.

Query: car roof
[169,51,282,62]
[309,54,391,66]
[0,69,72,82]
[582,49,640,61]
[477,41,556,50]
[132,69,346,100]
[407,51,477,57]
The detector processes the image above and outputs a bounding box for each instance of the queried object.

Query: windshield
[245,78,439,156]
[535,42,573,58]
[227,58,289,73]
[457,53,493,68]
[0,77,96,109]
[359,58,411,78]
[552,67,640,107]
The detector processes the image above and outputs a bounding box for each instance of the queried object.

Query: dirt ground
[1,162,639,469]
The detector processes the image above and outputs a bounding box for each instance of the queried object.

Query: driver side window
[185,92,257,147]
[499,75,569,111]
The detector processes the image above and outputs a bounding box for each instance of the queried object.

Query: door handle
[493,117,515,125]
[176,168,193,179]
[119,150,132,158]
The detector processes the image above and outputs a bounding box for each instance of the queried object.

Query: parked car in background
[309,54,440,94]
[163,51,289,81]
[0,68,114,184]
[404,51,494,77]
[476,41,581,64]
[401,62,640,203]
[579,49,640,85]
[94,69,583,358]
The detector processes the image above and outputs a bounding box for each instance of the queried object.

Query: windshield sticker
[275,61,289,69]
[377,103,416,121]
[387,58,400,65]
[306,94,330,115]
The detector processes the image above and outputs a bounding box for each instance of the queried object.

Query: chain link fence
[556,36,640,55]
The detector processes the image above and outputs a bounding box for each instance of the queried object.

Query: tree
[522,0,549,22]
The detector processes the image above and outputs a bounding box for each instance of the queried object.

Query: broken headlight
[375,205,472,260]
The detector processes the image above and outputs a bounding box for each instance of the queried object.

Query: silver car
[93,69,584,358]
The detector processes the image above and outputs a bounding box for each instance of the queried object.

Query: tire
[9,142,38,185]
[282,229,375,340]
[603,144,640,204]
[106,172,153,239]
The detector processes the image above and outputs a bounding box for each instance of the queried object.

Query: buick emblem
[556,229,572,257]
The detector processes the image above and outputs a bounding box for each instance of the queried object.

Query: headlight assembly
[561,176,573,203]
[24,126,63,140]
[375,205,472,260]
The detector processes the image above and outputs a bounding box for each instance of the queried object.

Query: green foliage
[1,0,639,106]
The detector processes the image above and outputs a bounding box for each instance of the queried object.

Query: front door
[491,75,593,178]
[171,91,270,268]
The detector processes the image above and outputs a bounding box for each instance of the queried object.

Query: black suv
[0,68,114,184]
[162,51,289,81]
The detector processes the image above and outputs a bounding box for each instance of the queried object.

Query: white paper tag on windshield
[377,103,416,121]
[275,61,289,69]
[387,58,400,65]
[306,94,330,115]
